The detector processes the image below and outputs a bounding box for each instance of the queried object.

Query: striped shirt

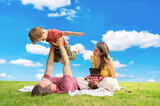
[86,75,102,83]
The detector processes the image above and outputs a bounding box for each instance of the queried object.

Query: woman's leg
[97,77,119,91]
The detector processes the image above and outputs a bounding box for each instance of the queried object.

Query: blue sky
[0,0,160,82]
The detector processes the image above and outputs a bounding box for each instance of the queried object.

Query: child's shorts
[54,43,77,62]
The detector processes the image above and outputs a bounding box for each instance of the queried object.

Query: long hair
[96,42,110,71]
[31,84,52,96]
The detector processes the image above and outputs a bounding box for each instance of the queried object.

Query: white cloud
[82,50,93,60]
[36,74,44,80]
[72,63,80,67]
[0,73,6,77]
[147,79,156,82]
[10,58,43,67]
[91,40,98,44]
[63,36,70,42]
[129,75,135,78]
[102,30,160,51]
[37,69,45,72]
[56,73,63,77]
[21,0,71,11]
[71,43,86,53]
[0,73,14,80]
[71,43,93,60]
[40,41,48,44]
[0,59,7,64]
[48,8,77,20]
[116,73,126,78]
[129,61,134,64]
[26,44,50,55]
[113,60,126,68]
[76,6,80,10]
[6,75,12,79]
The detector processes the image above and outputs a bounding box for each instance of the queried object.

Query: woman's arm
[44,43,54,77]
[107,60,116,79]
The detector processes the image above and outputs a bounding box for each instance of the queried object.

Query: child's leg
[54,48,62,63]
[64,44,78,61]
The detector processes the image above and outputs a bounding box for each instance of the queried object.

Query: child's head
[89,68,100,77]
[28,27,43,44]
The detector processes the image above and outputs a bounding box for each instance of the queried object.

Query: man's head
[89,68,100,77]
[31,78,56,96]
[28,27,44,44]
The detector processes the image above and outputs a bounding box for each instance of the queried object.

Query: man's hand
[56,37,63,46]
[51,37,63,47]
[75,32,84,37]
[49,43,54,48]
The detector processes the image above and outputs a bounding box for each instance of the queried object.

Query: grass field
[0,81,160,106]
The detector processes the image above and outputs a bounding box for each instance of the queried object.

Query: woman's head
[93,42,109,58]
[93,42,110,69]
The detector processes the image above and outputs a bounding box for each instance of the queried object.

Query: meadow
[0,81,160,106]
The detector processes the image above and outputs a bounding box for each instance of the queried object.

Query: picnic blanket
[18,86,34,92]
[18,86,125,97]
[68,88,113,97]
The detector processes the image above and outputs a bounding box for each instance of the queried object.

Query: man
[31,37,79,96]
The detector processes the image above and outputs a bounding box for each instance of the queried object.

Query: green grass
[0,81,160,106]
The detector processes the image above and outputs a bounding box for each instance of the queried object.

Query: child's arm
[62,31,84,37]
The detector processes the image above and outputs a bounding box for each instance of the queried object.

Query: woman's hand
[104,57,109,64]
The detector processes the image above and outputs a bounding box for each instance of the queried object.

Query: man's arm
[56,37,72,77]
[62,31,84,37]
[44,44,54,77]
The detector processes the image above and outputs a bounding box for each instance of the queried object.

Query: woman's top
[91,55,112,78]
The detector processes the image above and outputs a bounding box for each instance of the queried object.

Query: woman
[77,42,119,91]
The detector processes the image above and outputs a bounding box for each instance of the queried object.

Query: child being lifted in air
[28,27,84,63]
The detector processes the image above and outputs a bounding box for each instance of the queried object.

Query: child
[85,68,102,89]
[28,27,84,63]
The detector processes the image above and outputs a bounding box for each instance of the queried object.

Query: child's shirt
[46,29,67,48]
[86,75,102,83]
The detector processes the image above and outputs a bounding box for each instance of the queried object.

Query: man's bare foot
[75,47,80,53]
